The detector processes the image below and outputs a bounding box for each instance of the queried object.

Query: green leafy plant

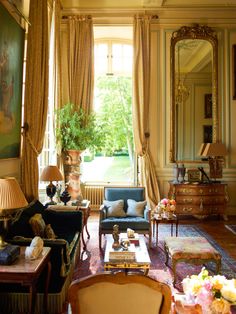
[56,103,104,151]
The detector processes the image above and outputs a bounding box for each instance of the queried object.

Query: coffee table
[104,234,151,275]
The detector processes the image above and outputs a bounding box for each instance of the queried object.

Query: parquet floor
[89,210,236,259]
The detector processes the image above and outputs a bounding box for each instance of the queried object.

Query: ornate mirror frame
[170,24,218,163]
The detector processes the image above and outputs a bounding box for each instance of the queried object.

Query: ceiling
[60,0,236,9]
[6,0,236,20]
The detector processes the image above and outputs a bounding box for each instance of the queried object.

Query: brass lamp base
[0,236,8,249]
[0,217,10,249]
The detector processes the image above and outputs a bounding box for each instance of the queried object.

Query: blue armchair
[99,187,152,248]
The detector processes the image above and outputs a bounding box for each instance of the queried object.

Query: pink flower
[161,198,169,205]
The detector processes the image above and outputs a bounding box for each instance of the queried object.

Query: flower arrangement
[155,198,176,218]
[182,267,236,313]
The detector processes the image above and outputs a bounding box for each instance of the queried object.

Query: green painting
[0,3,24,159]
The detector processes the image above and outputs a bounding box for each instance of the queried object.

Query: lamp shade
[40,165,63,182]
[201,143,227,157]
[0,177,28,214]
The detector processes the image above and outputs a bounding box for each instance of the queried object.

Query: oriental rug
[225,224,236,235]
[73,221,236,292]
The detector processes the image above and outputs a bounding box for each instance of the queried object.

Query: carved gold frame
[170,24,218,163]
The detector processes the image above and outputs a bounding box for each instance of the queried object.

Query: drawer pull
[183,198,193,203]
[183,207,192,212]
[200,198,203,210]
[199,189,203,194]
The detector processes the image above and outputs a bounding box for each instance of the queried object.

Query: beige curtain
[133,15,160,208]
[67,15,94,114]
[21,0,49,201]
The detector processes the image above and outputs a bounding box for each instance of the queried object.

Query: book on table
[109,244,136,262]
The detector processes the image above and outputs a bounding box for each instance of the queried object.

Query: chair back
[104,187,145,211]
[68,272,171,314]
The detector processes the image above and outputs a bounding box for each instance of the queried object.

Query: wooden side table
[76,200,91,251]
[152,214,179,246]
[0,246,51,314]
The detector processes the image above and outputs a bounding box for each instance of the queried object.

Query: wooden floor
[90,210,236,259]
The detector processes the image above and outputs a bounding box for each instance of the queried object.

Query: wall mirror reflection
[170,24,219,163]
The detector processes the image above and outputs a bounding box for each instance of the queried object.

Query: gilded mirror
[170,24,218,163]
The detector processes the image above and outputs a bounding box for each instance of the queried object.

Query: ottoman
[164,236,221,284]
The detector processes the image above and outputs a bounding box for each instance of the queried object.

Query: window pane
[95,43,108,75]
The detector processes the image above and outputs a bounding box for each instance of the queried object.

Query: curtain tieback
[22,123,39,156]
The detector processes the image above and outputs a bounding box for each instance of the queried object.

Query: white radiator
[83,185,104,210]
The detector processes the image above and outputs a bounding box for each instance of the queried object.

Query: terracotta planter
[62,150,83,201]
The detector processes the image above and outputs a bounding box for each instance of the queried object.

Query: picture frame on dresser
[0,3,25,159]
[187,169,200,183]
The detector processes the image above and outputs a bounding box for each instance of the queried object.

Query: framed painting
[0,3,25,159]
[204,94,212,118]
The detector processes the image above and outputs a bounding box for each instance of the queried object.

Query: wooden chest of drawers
[168,182,228,219]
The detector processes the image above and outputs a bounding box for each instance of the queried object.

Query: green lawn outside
[81,155,134,183]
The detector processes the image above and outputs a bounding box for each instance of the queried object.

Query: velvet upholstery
[0,199,82,314]
[99,187,152,248]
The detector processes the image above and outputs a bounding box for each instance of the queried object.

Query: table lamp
[40,165,63,204]
[200,143,227,181]
[0,177,28,248]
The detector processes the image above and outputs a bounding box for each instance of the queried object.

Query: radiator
[83,185,104,210]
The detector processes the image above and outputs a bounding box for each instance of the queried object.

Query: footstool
[164,237,221,284]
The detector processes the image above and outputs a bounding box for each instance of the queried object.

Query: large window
[80,37,135,185]
[39,27,135,187]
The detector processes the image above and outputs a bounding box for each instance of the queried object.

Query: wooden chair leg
[99,231,102,249]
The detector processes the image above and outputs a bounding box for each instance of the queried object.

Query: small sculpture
[127,228,135,238]
[120,240,130,251]
[112,224,121,250]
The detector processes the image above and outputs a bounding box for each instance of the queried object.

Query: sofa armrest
[144,207,151,221]
[44,209,83,236]
[99,205,107,220]
[9,236,71,277]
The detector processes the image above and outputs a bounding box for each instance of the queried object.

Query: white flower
[221,279,236,303]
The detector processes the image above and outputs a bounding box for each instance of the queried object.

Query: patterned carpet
[225,224,236,235]
[73,220,236,293]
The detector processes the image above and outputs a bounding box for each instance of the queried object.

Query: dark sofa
[0,199,82,314]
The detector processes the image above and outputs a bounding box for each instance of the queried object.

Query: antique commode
[168,182,228,219]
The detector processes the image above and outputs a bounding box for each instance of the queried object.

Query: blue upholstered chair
[99,186,152,248]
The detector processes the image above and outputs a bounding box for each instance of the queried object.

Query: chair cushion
[126,199,147,217]
[103,200,126,218]
[101,217,149,230]
[104,187,145,211]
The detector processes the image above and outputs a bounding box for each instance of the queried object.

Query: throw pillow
[29,213,46,237]
[126,199,147,217]
[45,224,57,239]
[103,199,126,217]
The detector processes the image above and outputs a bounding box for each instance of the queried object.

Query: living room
[0,0,236,313]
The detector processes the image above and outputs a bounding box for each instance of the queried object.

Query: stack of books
[109,250,136,262]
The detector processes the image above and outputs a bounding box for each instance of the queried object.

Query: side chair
[68,271,172,314]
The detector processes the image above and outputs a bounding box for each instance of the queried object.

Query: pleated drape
[21,0,49,201]
[132,15,160,209]
[67,15,94,114]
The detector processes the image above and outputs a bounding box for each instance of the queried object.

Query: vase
[60,188,71,205]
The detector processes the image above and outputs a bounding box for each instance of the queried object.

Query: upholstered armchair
[99,186,152,248]
[68,272,172,314]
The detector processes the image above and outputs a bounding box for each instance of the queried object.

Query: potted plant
[55,103,104,193]
[56,103,103,153]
